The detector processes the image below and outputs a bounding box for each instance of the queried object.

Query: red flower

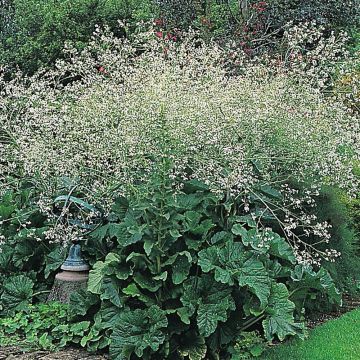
[201,17,211,26]
[166,32,177,42]
[244,48,253,55]
[155,31,163,38]
[154,18,163,26]
[252,1,267,12]
[97,65,107,75]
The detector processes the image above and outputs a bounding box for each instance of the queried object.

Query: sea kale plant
[0,27,359,358]
[72,173,342,359]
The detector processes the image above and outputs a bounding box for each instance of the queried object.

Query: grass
[260,308,360,360]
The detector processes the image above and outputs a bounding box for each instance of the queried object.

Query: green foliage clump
[313,187,360,295]
[62,175,342,359]
[267,0,360,28]
[228,331,265,359]
[0,0,154,75]
[0,302,92,351]
[0,182,66,314]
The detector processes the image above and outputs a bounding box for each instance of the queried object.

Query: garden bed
[0,347,107,360]
[306,294,360,329]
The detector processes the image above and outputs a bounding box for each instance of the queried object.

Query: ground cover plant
[259,307,360,360]
[0,302,92,351]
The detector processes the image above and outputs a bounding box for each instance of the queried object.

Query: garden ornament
[48,193,102,302]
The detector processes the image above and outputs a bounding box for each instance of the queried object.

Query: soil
[306,293,360,329]
[0,347,108,360]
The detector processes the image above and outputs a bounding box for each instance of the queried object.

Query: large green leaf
[122,283,156,305]
[88,260,107,294]
[257,185,283,200]
[290,265,341,304]
[109,305,168,359]
[184,211,202,230]
[1,275,34,313]
[0,204,15,219]
[69,289,99,317]
[197,303,229,338]
[262,283,305,341]
[96,301,122,329]
[44,246,67,278]
[12,227,47,267]
[198,241,246,286]
[134,273,162,292]
[232,225,296,264]
[54,195,100,215]
[177,331,207,360]
[268,233,296,264]
[12,239,35,267]
[90,224,111,241]
[192,219,215,236]
[100,278,123,307]
[88,253,131,294]
[231,224,249,242]
[198,241,270,308]
[181,275,235,337]
[171,251,192,285]
[111,196,129,220]
[207,315,240,350]
[0,245,12,272]
[236,257,271,309]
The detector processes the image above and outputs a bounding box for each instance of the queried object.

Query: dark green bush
[155,1,360,36]
[267,0,360,28]
[1,0,358,75]
[66,176,342,359]
[312,187,360,295]
[0,181,65,315]
[0,178,350,358]
[0,0,154,75]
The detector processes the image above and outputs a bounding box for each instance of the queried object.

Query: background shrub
[266,0,360,28]
[308,187,360,296]
[0,0,154,75]
[2,0,359,75]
